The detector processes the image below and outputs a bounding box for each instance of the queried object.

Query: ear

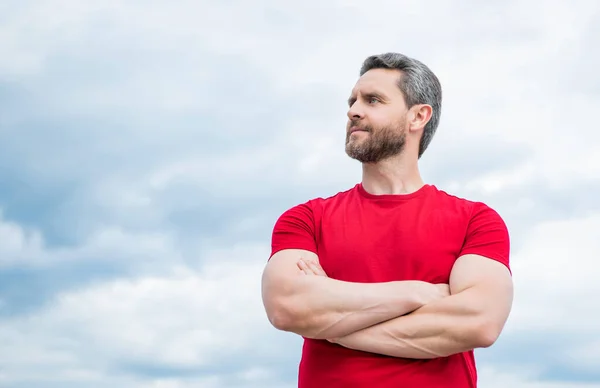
[408,104,433,133]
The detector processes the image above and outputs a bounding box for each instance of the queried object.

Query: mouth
[349,126,368,134]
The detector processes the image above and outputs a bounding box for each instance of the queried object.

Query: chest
[315,204,467,284]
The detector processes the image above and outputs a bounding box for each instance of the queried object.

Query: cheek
[371,110,399,127]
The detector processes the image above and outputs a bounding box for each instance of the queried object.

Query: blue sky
[1,0,599,387]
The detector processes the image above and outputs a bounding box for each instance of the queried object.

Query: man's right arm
[261,248,447,340]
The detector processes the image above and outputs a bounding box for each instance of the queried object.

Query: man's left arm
[329,253,513,359]
[329,203,513,359]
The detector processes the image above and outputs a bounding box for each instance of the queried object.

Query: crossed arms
[261,249,513,359]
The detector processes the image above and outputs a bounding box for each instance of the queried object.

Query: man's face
[345,68,409,163]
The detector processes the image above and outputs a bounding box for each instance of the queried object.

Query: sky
[0,0,599,387]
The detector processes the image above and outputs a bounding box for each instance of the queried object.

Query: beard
[345,122,406,164]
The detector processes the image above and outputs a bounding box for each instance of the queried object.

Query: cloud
[0,211,45,265]
[478,366,600,388]
[0,241,302,387]
[507,214,600,371]
[0,0,599,387]
[468,213,600,383]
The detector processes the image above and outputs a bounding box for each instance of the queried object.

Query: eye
[369,97,379,104]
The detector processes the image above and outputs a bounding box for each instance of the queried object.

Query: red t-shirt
[270,183,510,388]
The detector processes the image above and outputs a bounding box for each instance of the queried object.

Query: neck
[361,153,424,195]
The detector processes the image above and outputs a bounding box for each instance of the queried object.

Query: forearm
[333,287,495,358]
[267,276,437,339]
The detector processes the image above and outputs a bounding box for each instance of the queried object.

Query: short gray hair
[360,53,442,158]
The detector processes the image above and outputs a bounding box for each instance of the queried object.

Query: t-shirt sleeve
[269,201,318,260]
[459,202,511,273]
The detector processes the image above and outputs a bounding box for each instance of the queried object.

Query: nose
[347,101,364,121]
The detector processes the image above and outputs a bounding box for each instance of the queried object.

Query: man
[261,52,513,388]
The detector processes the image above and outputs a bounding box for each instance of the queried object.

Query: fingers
[297,258,327,276]
[435,284,451,298]
[308,260,327,276]
[297,259,311,274]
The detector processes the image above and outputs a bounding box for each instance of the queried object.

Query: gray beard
[345,125,406,163]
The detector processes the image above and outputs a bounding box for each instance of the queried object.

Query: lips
[349,126,367,134]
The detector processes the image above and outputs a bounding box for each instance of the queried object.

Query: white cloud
[0,242,295,386]
[489,213,600,379]
[0,211,45,266]
[479,366,600,388]
[508,213,600,334]
[0,209,183,271]
[499,213,600,380]
[0,0,599,387]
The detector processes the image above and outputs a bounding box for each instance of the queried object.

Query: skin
[345,68,432,195]
[298,256,513,359]
[262,67,513,358]
[262,249,450,340]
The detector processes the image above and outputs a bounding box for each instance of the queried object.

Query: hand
[419,282,450,305]
[435,284,451,298]
[297,258,328,277]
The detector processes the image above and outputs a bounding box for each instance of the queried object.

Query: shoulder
[429,186,505,223]
[273,184,361,226]
[311,184,362,205]
[269,185,360,258]
[280,184,361,215]
[430,186,511,269]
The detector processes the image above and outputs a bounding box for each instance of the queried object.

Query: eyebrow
[347,91,386,106]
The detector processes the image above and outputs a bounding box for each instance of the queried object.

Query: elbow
[267,307,294,331]
[268,311,291,331]
[473,319,504,348]
[261,277,314,335]
[264,297,301,332]
[265,300,318,337]
[476,328,500,349]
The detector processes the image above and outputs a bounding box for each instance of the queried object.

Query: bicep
[450,254,513,326]
[264,249,319,286]
[262,249,319,303]
[261,249,319,327]
[263,202,319,320]
[452,203,513,321]
[265,201,319,297]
